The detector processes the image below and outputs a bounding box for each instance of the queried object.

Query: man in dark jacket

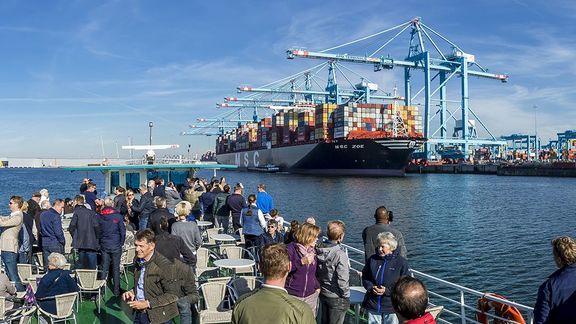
[40,199,66,269]
[149,197,175,233]
[122,229,179,324]
[132,184,154,230]
[173,258,199,324]
[226,184,247,232]
[84,183,98,211]
[113,186,129,216]
[151,216,196,268]
[534,236,576,324]
[99,198,126,296]
[69,195,100,269]
[362,206,407,261]
[212,184,231,233]
[199,184,217,223]
[27,192,42,250]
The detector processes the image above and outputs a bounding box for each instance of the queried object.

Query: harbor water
[1,168,574,306]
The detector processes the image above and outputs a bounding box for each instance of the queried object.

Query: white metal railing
[336,240,534,324]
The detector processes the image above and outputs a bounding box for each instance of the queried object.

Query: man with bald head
[362,206,407,261]
[391,276,435,323]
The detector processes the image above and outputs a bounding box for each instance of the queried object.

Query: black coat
[534,264,576,323]
[153,230,196,267]
[132,192,154,218]
[68,205,101,250]
[362,251,409,314]
[149,208,175,233]
[27,199,41,244]
[113,194,128,216]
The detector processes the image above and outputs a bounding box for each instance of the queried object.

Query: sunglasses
[267,225,276,228]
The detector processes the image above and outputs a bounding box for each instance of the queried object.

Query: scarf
[296,242,316,266]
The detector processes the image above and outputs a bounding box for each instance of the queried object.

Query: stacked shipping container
[215,103,424,154]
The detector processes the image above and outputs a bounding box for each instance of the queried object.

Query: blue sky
[1,0,575,159]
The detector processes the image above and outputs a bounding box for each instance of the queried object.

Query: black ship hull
[216,138,419,176]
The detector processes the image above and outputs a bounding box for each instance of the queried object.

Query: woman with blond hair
[534,236,576,323]
[285,222,321,316]
[171,201,202,253]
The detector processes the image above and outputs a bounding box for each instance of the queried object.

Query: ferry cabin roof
[64,163,237,194]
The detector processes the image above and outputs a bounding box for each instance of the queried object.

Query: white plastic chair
[219,246,256,275]
[228,276,260,302]
[36,292,77,324]
[0,296,5,320]
[205,228,222,245]
[198,282,234,324]
[75,269,106,313]
[196,247,220,279]
[17,264,33,285]
[64,232,73,256]
[120,246,136,285]
[17,305,37,324]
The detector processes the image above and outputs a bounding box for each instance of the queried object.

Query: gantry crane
[287,17,508,159]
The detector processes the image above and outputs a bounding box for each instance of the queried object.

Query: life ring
[476,293,525,324]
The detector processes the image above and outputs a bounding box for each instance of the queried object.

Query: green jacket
[133,252,179,323]
[232,286,315,324]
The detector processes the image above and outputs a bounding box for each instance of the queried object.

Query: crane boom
[287,49,508,82]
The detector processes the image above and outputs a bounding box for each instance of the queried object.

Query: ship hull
[216,138,418,176]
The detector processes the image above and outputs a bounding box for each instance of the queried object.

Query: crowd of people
[0,176,573,324]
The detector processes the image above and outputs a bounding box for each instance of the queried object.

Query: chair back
[207,276,232,285]
[218,245,240,258]
[33,253,44,272]
[17,264,33,283]
[197,247,212,268]
[0,296,5,320]
[76,269,98,289]
[28,280,38,293]
[64,231,73,254]
[230,276,259,299]
[200,282,228,311]
[235,228,245,244]
[220,246,255,275]
[122,247,136,265]
[55,292,77,317]
[205,228,222,244]
[17,305,37,324]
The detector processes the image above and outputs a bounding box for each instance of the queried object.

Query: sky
[0,0,575,159]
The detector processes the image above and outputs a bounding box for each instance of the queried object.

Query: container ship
[215,103,425,176]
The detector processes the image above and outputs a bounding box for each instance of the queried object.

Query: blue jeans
[2,251,24,291]
[78,249,97,269]
[139,215,149,230]
[367,311,399,324]
[133,311,173,324]
[101,248,122,295]
[42,245,64,273]
[320,296,350,324]
[18,251,30,264]
[177,297,192,324]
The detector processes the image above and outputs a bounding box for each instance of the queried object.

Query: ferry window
[170,171,189,187]
[111,171,120,193]
[147,171,170,183]
[126,173,140,192]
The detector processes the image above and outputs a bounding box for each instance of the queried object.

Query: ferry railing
[335,240,534,324]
